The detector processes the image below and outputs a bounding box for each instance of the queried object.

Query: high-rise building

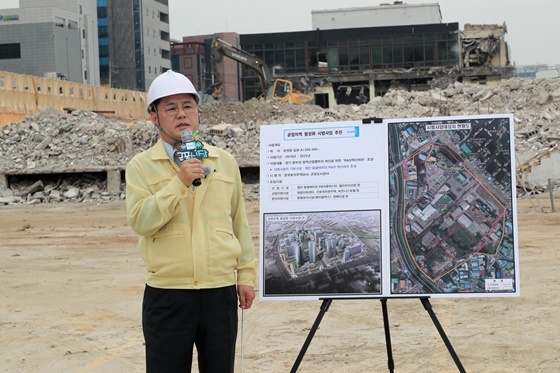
[97,0,171,91]
[308,241,316,263]
[294,243,302,267]
[326,240,334,259]
[287,233,295,244]
[0,0,100,85]
[286,243,295,259]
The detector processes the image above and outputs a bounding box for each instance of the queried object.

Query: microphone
[173,129,209,187]
[203,166,213,177]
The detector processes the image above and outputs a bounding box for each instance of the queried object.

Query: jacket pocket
[147,173,174,194]
[204,172,234,214]
[146,223,193,278]
[207,219,242,276]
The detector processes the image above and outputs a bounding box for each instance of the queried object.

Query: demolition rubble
[1,77,560,205]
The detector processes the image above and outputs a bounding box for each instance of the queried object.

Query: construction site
[2,69,560,371]
[1,70,559,205]
[1,1,560,372]
[1,102,559,373]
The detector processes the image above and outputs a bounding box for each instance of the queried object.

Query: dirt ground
[1,195,560,373]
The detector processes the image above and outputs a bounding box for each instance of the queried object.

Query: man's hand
[177,158,204,187]
[238,285,255,309]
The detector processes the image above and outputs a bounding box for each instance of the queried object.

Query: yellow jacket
[126,139,257,289]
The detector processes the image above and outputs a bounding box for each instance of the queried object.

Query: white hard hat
[146,70,200,113]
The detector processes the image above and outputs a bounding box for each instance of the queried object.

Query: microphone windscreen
[181,128,194,143]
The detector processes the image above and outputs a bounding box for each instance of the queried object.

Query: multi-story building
[171,2,513,108]
[170,40,206,94]
[239,22,463,106]
[239,21,512,106]
[171,32,241,100]
[0,0,100,85]
[97,0,171,91]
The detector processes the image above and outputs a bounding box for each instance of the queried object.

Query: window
[437,40,450,65]
[274,50,284,68]
[414,44,425,65]
[99,45,109,56]
[383,45,393,66]
[359,46,369,67]
[0,43,21,59]
[295,49,305,70]
[98,26,108,37]
[97,6,107,17]
[349,47,359,69]
[285,49,295,73]
[183,56,193,68]
[372,46,382,68]
[339,47,349,69]
[55,16,65,27]
[425,40,435,65]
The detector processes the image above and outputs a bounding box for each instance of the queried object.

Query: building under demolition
[172,2,513,108]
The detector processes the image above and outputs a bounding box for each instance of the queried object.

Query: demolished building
[461,23,509,69]
[173,2,514,109]
[240,6,514,107]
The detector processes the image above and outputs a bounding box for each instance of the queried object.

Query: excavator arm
[211,38,273,98]
[210,38,313,105]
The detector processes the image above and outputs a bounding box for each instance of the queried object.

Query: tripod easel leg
[420,297,466,373]
[380,298,395,373]
[290,299,332,373]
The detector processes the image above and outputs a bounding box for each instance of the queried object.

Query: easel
[290,297,466,373]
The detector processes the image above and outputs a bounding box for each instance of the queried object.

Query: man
[126,70,257,372]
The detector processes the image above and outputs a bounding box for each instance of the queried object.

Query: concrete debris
[1,77,560,205]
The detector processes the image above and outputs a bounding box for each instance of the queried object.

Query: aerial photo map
[388,115,518,296]
[262,210,382,298]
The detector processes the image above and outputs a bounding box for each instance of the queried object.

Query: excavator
[210,38,313,105]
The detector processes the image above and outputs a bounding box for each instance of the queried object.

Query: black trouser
[142,284,238,373]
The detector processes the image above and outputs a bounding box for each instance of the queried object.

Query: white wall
[312,3,442,30]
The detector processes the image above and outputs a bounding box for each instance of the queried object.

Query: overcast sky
[1,0,557,66]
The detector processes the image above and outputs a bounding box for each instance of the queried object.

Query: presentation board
[259,115,519,300]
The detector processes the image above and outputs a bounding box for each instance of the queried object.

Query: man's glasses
[158,103,197,116]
